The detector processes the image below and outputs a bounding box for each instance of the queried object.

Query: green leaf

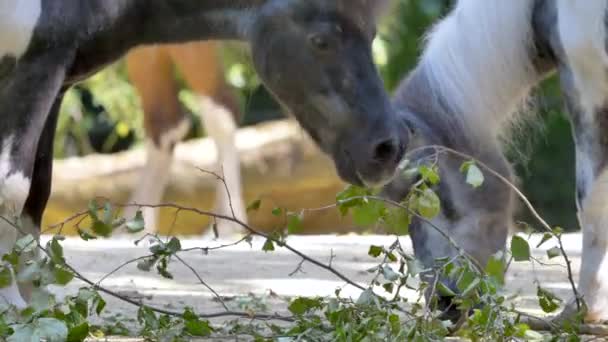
[76,229,97,241]
[415,188,441,219]
[436,282,456,297]
[368,245,383,258]
[510,235,531,262]
[537,286,561,313]
[77,288,96,302]
[336,185,370,216]
[356,288,375,306]
[156,257,173,279]
[382,266,400,282]
[271,207,283,217]
[95,296,106,315]
[352,199,384,227]
[536,233,553,248]
[287,212,303,234]
[262,239,275,252]
[125,210,145,233]
[137,256,157,272]
[183,308,213,337]
[485,253,505,285]
[419,165,440,185]
[7,325,35,342]
[88,201,99,221]
[53,266,74,286]
[389,314,401,334]
[166,237,182,254]
[0,266,12,289]
[91,220,112,238]
[184,319,212,337]
[30,289,54,313]
[553,226,564,236]
[461,161,484,188]
[17,262,41,283]
[38,318,68,342]
[247,199,262,212]
[9,318,68,342]
[288,297,323,315]
[2,251,18,268]
[546,246,561,259]
[383,207,410,235]
[461,277,481,297]
[102,202,114,225]
[67,322,89,342]
[50,238,65,265]
[15,235,37,254]
[406,259,424,277]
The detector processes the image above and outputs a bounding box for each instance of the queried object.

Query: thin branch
[0,216,293,323]
[173,253,229,311]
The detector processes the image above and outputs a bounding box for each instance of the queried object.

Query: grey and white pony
[385,0,608,322]
[0,0,407,308]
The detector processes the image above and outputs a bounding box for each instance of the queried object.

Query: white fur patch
[0,137,30,216]
[420,0,538,138]
[0,0,41,59]
[558,0,608,116]
[0,137,31,309]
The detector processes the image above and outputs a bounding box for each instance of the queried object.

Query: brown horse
[124,41,246,235]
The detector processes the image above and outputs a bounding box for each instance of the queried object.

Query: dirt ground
[44,233,586,340]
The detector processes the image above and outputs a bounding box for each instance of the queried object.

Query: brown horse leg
[125,45,190,234]
[169,41,246,236]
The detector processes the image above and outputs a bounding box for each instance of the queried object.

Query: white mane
[420,0,539,138]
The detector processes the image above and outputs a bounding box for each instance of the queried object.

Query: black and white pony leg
[17,94,63,303]
[0,52,67,308]
[560,66,608,322]
[0,144,30,308]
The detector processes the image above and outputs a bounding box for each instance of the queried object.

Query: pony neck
[408,1,540,139]
[135,0,269,44]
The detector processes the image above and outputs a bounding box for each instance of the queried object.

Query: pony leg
[0,56,66,308]
[383,144,514,321]
[125,46,189,234]
[556,0,608,321]
[560,65,608,322]
[199,97,245,235]
[170,42,246,236]
[18,93,64,302]
[563,102,608,322]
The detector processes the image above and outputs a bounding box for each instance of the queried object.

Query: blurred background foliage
[56,0,578,231]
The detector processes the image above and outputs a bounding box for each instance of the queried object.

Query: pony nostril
[372,138,398,163]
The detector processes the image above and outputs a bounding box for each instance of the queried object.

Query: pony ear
[337,0,391,34]
[363,0,391,18]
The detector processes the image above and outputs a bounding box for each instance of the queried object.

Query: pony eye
[309,34,331,51]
